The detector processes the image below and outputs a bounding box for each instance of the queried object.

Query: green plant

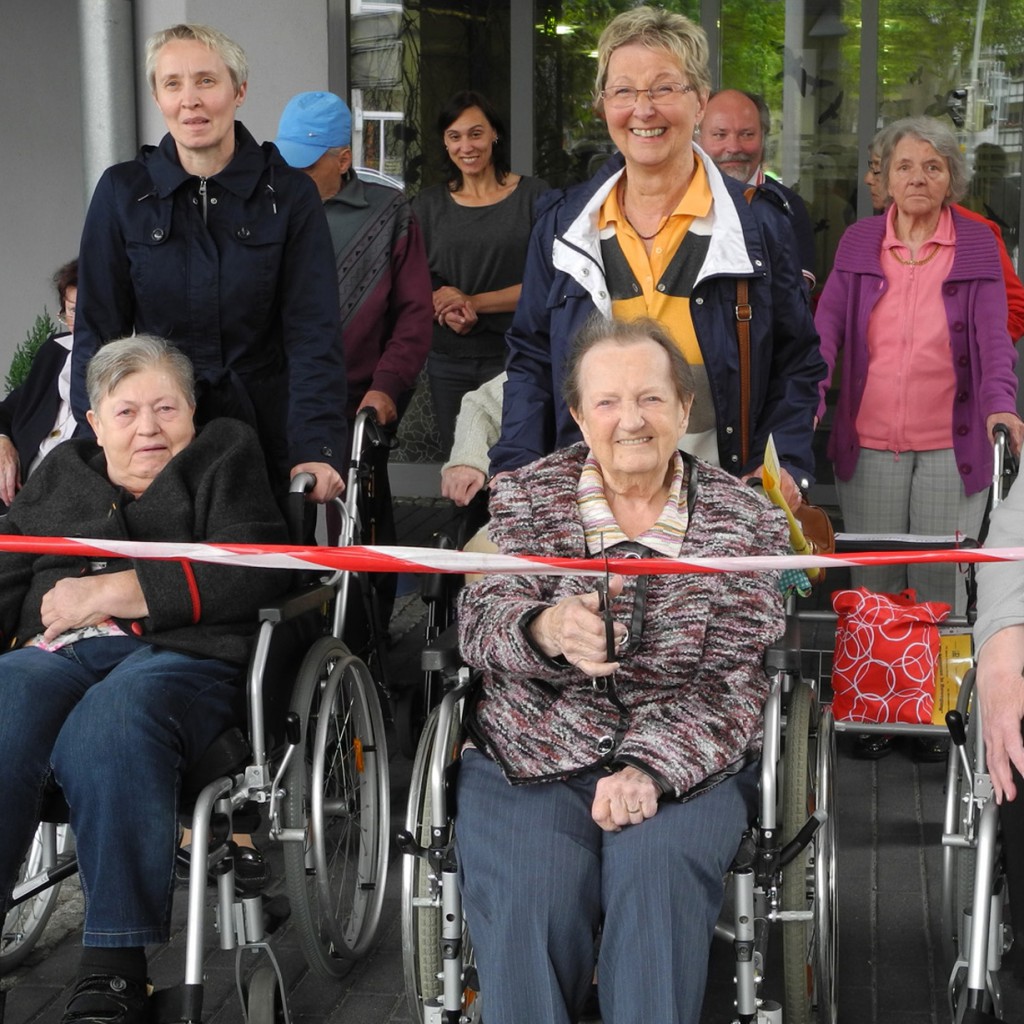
[5,309,56,395]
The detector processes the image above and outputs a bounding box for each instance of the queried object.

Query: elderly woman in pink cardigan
[816,116,1023,615]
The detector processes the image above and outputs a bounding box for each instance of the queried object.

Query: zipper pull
[198,177,208,223]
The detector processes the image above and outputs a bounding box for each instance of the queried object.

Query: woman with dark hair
[0,259,79,509]
[411,90,548,456]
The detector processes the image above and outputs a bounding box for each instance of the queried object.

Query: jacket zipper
[198,177,208,224]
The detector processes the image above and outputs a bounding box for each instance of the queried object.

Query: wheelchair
[0,409,391,1022]
[397,609,837,1024]
[941,668,1011,1023]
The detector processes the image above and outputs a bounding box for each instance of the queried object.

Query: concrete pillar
[78,0,137,204]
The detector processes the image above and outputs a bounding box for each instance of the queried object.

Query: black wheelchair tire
[400,703,482,1022]
[781,681,838,1024]
[246,964,285,1024]
[282,635,390,977]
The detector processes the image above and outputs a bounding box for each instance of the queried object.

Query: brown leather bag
[794,500,835,556]
[735,277,835,564]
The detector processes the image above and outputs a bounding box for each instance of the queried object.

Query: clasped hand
[432,286,477,335]
[39,572,147,643]
[528,574,626,677]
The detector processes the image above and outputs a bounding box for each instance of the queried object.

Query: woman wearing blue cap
[72,24,346,504]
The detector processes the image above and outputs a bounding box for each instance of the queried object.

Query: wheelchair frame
[941,669,1011,1022]
[398,623,838,1024]
[0,409,392,1023]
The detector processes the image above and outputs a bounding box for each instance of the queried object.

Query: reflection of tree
[721,1,785,106]
[533,0,701,186]
[870,0,1023,98]
[858,0,1024,136]
[398,1,512,194]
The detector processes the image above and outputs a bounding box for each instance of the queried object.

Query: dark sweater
[0,418,290,665]
[412,176,549,360]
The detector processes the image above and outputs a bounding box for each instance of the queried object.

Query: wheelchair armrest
[259,582,336,624]
[764,643,801,675]
[421,622,464,674]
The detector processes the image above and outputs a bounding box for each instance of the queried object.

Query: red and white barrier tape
[3,535,1024,577]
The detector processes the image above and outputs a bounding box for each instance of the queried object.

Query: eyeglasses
[601,83,695,109]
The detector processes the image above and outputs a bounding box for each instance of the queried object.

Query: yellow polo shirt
[599,161,716,434]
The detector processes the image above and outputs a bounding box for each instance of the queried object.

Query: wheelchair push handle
[945,709,967,748]
[290,472,317,495]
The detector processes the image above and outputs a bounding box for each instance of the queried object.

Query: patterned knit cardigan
[457,442,789,798]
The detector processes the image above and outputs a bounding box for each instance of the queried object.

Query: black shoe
[232,844,271,893]
[912,736,950,763]
[853,733,896,760]
[175,841,270,894]
[61,974,150,1024]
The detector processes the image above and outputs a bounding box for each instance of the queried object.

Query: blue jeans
[455,750,758,1024]
[0,636,240,946]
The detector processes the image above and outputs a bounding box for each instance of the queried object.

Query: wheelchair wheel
[283,635,390,978]
[401,705,482,1022]
[1,822,70,973]
[781,681,837,1024]
[246,964,285,1024]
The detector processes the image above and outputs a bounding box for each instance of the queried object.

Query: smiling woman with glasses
[490,5,825,523]
[455,313,791,1024]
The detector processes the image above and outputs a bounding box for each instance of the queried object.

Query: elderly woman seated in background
[455,316,789,1024]
[815,115,1024,617]
[0,259,79,510]
[0,336,289,1024]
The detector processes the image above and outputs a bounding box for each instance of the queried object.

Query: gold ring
[626,806,641,814]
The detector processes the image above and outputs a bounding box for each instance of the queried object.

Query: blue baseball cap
[274,91,352,168]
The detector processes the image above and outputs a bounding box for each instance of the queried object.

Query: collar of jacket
[140,121,277,201]
[831,206,1002,285]
[326,170,370,211]
[551,145,757,314]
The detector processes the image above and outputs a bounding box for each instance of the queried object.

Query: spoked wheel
[1,822,71,973]
[246,964,286,1024]
[781,681,837,1024]
[283,636,390,978]
[401,705,482,1022]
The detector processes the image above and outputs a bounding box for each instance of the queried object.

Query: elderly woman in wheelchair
[451,315,789,1024]
[0,335,289,1024]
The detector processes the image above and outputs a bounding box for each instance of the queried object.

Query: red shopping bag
[830,588,951,724]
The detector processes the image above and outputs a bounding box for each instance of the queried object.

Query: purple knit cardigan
[814,210,1017,495]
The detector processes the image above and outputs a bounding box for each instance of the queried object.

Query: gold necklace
[890,243,940,267]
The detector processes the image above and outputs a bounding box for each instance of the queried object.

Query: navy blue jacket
[490,150,825,484]
[71,122,346,481]
[0,334,70,484]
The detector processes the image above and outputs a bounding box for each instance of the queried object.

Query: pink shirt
[855,204,957,452]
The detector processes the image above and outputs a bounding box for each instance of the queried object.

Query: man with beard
[700,89,817,290]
